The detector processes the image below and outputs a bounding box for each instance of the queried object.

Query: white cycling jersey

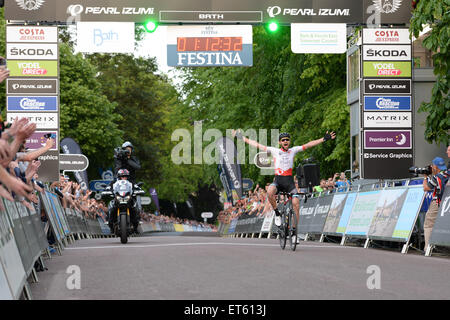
[265,146,305,176]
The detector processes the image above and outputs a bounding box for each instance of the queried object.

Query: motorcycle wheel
[120,214,128,244]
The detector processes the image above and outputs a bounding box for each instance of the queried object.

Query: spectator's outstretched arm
[0,166,32,197]
[17,138,54,162]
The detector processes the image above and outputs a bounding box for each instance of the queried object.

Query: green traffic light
[268,22,279,32]
[144,21,158,33]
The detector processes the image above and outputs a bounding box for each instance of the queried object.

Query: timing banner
[430,187,450,247]
[167,25,253,67]
[5,0,413,25]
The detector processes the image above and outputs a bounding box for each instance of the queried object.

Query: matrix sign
[167,25,253,67]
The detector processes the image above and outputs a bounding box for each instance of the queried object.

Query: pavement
[29,234,450,300]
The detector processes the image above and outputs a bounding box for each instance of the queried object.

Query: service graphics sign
[75,22,135,54]
[363,79,411,95]
[7,96,58,112]
[363,61,412,77]
[362,45,411,61]
[7,79,59,95]
[6,43,58,60]
[364,130,412,149]
[7,60,58,77]
[363,96,411,111]
[291,23,347,54]
[167,25,253,67]
[363,112,412,128]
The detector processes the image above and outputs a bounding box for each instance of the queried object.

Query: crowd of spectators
[50,174,108,221]
[217,172,352,224]
[141,212,217,231]
[313,172,351,193]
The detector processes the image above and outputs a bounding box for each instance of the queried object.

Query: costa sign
[7,43,58,60]
[363,28,411,44]
[363,45,411,61]
[6,26,58,43]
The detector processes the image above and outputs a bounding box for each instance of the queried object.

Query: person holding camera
[114,141,141,183]
[423,157,449,251]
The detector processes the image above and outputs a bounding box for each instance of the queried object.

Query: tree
[410,0,450,145]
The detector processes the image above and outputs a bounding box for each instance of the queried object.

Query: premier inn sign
[5,0,413,24]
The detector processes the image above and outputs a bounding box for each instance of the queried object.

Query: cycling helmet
[279,132,291,141]
[122,141,134,149]
[117,169,130,179]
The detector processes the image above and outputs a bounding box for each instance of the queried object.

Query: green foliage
[410,0,450,145]
[179,26,349,185]
[59,43,123,175]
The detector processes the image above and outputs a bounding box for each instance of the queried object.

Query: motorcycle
[102,180,145,244]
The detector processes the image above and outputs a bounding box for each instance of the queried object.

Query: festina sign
[5,0,413,25]
[167,25,253,67]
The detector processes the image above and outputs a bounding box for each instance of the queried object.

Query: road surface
[30,233,450,300]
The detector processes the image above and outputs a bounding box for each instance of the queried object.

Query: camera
[114,147,130,159]
[409,165,432,176]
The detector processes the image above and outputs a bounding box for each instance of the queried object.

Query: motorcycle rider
[107,169,141,234]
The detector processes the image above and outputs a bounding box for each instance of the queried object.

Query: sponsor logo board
[7,96,58,112]
[25,131,58,151]
[364,130,412,149]
[362,44,411,61]
[7,60,58,77]
[364,96,411,111]
[6,43,58,60]
[363,28,411,44]
[291,23,347,54]
[167,25,253,67]
[363,61,411,77]
[6,25,58,43]
[7,79,58,95]
[7,112,58,129]
[363,79,411,95]
[363,112,412,128]
[75,22,135,54]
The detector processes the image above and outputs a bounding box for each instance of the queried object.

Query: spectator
[335,172,351,192]
[313,179,327,193]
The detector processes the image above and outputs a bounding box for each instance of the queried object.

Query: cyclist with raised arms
[232,130,336,234]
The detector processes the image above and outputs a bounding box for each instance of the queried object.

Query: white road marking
[66,242,357,251]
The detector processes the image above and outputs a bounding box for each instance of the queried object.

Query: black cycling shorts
[270,175,298,194]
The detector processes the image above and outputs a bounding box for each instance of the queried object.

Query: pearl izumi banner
[5,0,413,25]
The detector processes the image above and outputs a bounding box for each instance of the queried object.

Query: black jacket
[114,155,141,183]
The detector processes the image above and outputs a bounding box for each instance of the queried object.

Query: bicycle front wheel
[288,204,298,251]
[278,211,287,250]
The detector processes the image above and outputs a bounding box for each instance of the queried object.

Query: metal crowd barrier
[0,190,111,300]
[218,180,449,256]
